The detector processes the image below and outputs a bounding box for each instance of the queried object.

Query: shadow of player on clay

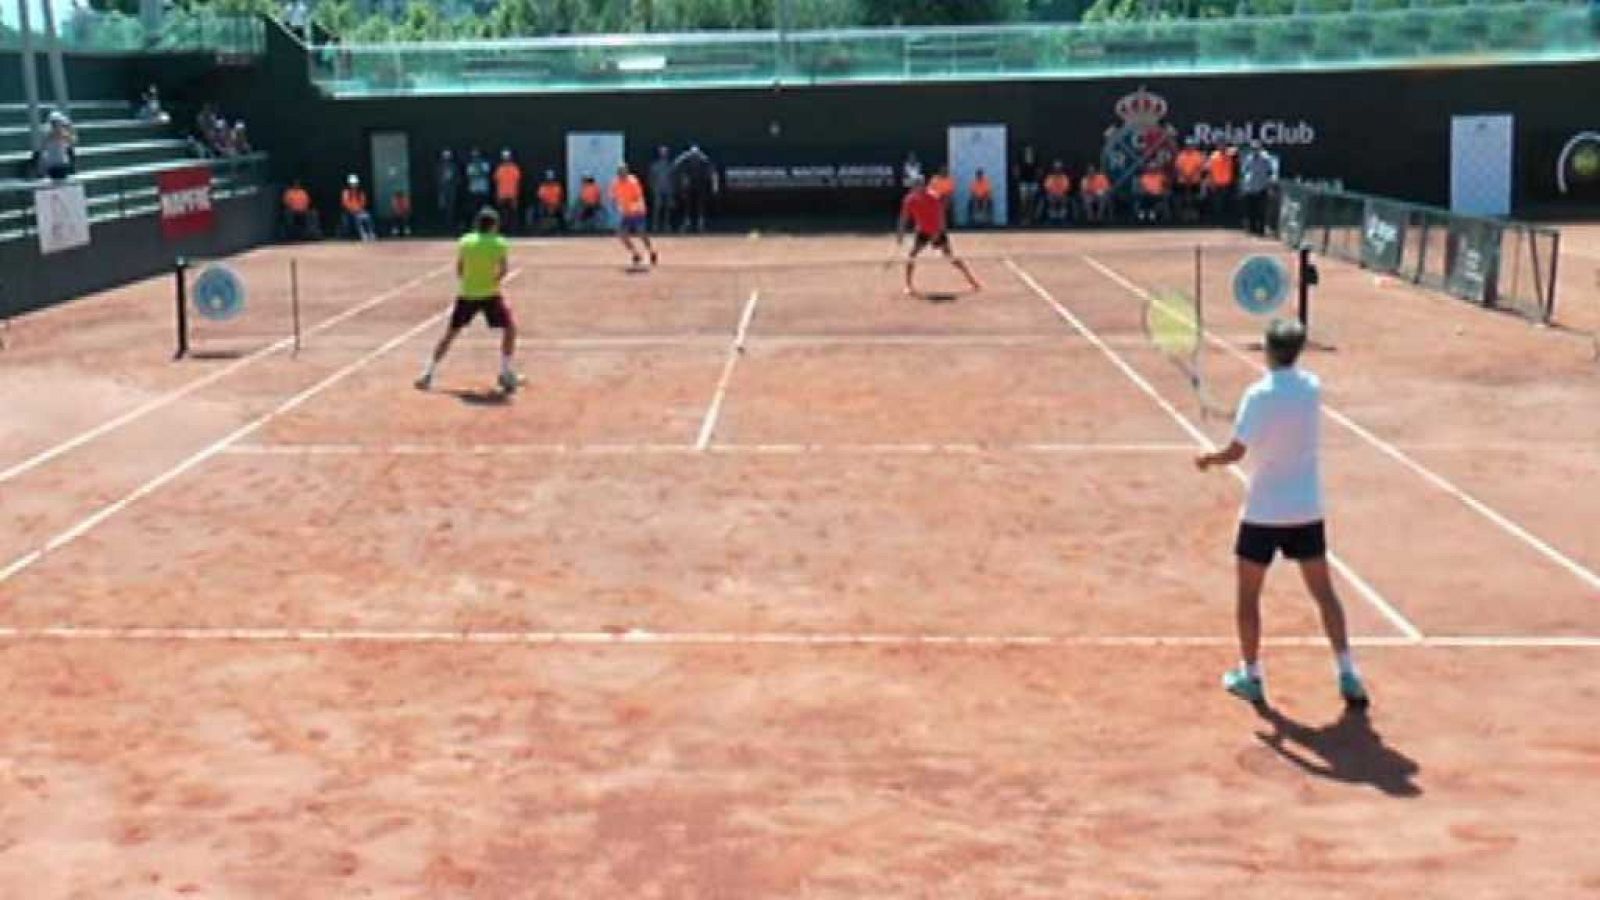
[448,387,512,407]
[1254,705,1422,798]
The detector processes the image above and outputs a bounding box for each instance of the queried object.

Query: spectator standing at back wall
[494,150,522,234]
[1204,144,1237,223]
[1240,141,1276,236]
[648,146,677,233]
[672,144,717,233]
[1014,145,1041,226]
[466,149,493,221]
[436,149,459,232]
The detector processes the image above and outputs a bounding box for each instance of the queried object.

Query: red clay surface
[1,229,1598,895]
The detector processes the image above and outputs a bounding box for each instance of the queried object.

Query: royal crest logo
[1102,87,1179,192]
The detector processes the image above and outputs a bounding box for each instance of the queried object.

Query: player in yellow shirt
[416,207,520,394]
[611,163,657,268]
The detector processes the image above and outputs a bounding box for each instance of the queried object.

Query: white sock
[501,354,514,374]
[421,359,436,378]
[1244,660,1263,680]
[1336,651,1358,677]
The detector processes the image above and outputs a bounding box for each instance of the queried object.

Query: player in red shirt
[896,176,981,297]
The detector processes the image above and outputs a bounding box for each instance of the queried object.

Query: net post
[173,257,189,360]
[1297,245,1312,331]
[290,257,302,356]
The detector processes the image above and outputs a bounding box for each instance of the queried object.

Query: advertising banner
[1277,185,1308,248]
[1360,198,1406,274]
[157,166,215,240]
[35,182,90,255]
[1445,217,1501,306]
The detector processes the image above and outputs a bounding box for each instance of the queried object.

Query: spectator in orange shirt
[1080,165,1112,224]
[1204,145,1238,220]
[281,179,320,240]
[576,175,604,232]
[930,166,956,221]
[389,190,413,237]
[1043,161,1073,224]
[611,163,657,268]
[1174,140,1207,222]
[1136,166,1172,224]
[493,150,522,234]
[967,168,994,226]
[340,174,375,242]
[534,170,565,233]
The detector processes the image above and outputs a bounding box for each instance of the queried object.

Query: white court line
[0,625,1592,648]
[0,270,523,587]
[1084,254,1600,596]
[221,440,1197,457]
[695,289,761,451]
[0,262,453,489]
[304,332,1269,352]
[1006,258,1424,642]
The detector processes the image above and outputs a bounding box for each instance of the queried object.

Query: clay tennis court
[2,228,1598,895]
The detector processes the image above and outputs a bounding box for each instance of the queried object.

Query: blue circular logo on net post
[1232,255,1290,316]
[193,264,246,322]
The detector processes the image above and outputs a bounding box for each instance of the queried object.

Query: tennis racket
[1143,288,1234,420]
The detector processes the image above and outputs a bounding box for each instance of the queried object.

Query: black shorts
[450,296,514,330]
[911,231,951,254]
[1235,520,1326,566]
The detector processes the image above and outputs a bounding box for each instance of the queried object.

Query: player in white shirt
[1195,319,1369,709]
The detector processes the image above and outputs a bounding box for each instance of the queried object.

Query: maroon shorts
[450,296,514,330]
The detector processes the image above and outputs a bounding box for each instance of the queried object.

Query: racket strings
[1144,290,1232,420]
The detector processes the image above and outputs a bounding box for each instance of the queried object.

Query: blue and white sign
[566,131,626,229]
[947,124,1008,226]
[1232,254,1290,316]
[193,264,246,321]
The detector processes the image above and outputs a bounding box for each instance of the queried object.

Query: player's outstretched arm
[1196,440,1246,471]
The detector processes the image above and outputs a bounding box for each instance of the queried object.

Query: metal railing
[306,1,1598,96]
[1275,181,1561,322]
[0,154,269,244]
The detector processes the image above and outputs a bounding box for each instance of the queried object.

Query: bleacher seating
[0,98,262,242]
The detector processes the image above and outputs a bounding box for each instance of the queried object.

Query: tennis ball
[1573,145,1600,180]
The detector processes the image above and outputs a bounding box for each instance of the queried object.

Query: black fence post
[173,256,189,360]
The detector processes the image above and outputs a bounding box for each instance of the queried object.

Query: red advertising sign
[157,166,215,240]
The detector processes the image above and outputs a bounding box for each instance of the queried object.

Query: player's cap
[475,206,501,229]
[346,174,359,186]
[907,173,927,188]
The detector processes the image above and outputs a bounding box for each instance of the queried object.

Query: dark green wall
[0,51,141,105]
[207,28,1599,230]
